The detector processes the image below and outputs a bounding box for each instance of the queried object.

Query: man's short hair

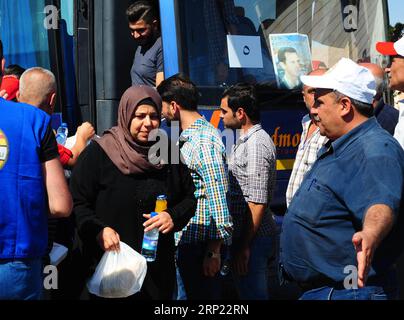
[222,83,260,122]
[4,64,26,79]
[334,91,374,118]
[19,67,56,109]
[278,47,297,63]
[157,73,199,111]
[373,75,385,98]
[126,1,158,24]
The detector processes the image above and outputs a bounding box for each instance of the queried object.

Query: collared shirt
[280,118,404,283]
[286,114,328,207]
[228,124,277,239]
[279,76,302,90]
[175,118,233,245]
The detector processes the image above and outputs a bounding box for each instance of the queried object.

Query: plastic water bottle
[56,123,68,145]
[141,212,159,262]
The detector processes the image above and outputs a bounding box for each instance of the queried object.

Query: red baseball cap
[376,36,404,57]
[0,75,19,100]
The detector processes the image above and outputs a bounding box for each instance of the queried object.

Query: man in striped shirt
[220,83,277,300]
[286,69,328,207]
[158,74,232,300]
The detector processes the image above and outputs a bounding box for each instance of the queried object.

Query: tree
[388,23,404,42]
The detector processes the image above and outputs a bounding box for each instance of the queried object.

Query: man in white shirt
[286,69,328,206]
[376,36,404,148]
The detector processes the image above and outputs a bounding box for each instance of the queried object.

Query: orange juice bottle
[155,195,167,213]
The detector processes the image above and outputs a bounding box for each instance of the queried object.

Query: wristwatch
[206,251,221,259]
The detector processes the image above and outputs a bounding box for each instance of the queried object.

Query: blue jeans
[233,235,275,300]
[177,242,222,300]
[0,259,43,300]
[299,286,398,300]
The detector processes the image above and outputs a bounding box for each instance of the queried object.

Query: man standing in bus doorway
[278,47,302,90]
[286,68,328,207]
[127,1,164,87]
[0,40,72,300]
[157,74,233,300]
[220,83,277,300]
[376,36,404,148]
[280,58,404,300]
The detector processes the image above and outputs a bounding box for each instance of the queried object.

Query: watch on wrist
[206,251,221,259]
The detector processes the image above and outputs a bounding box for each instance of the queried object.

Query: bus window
[178,0,389,89]
[179,0,276,87]
[0,0,50,69]
[61,0,74,37]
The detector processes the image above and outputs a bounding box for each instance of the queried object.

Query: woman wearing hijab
[70,86,196,300]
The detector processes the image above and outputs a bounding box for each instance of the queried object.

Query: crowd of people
[1,0,404,301]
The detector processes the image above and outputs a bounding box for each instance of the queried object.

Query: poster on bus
[269,33,312,90]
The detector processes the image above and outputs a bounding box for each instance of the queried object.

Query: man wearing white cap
[376,36,404,148]
[279,58,404,300]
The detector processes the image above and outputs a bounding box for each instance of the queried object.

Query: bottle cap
[61,122,68,127]
[157,195,167,200]
[151,212,158,218]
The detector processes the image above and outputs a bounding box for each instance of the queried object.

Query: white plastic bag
[87,241,147,298]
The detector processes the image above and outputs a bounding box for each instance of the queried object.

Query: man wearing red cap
[0,75,19,101]
[376,36,404,148]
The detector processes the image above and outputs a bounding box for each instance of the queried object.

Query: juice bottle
[155,195,167,213]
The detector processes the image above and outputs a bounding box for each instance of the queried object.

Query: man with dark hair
[220,83,277,300]
[280,58,404,300]
[157,74,233,300]
[0,64,26,101]
[0,40,72,300]
[127,0,164,87]
[4,64,25,79]
[278,47,302,90]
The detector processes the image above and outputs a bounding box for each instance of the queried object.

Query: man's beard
[136,32,156,47]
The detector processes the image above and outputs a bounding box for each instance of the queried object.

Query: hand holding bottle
[143,211,173,234]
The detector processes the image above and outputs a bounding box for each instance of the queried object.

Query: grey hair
[333,90,374,118]
[19,67,56,109]
[373,76,385,97]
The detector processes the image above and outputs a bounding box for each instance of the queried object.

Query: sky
[388,0,403,25]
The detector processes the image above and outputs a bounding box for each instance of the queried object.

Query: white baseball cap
[300,58,376,104]
[376,36,404,57]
